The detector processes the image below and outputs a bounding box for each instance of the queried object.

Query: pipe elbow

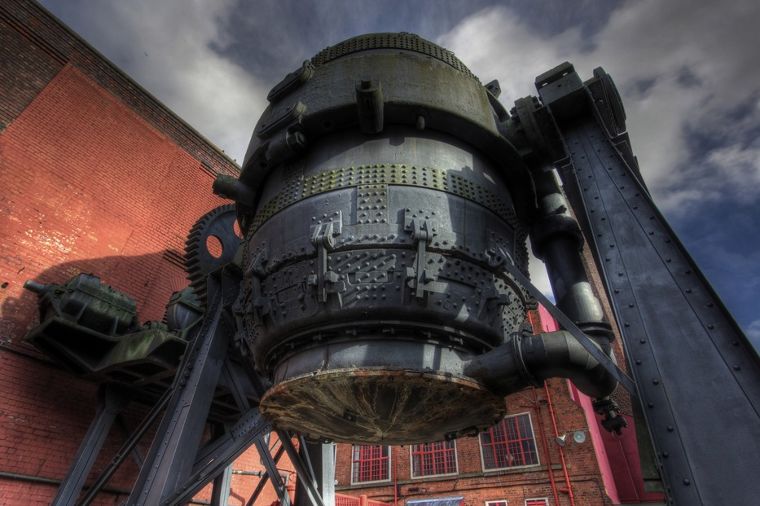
[521,330,616,398]
[464,330,617,400]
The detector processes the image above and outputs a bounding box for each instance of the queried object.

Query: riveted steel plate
[250,164,518,231]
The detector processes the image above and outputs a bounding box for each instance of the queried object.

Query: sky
[40,0,760,345]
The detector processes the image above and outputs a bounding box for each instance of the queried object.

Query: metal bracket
[247,242,271,320]
[404,210,435,299]
[257,101,306,138]
[308,211,344,305]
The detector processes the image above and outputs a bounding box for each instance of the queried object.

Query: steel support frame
[253,435,291,506]
[294,441,335,506]
[126,274,232,505]
[210,466,233,506]
[122,267,330,506]
[537,64,760,504]
[78,388,172,506]
[279,433,327,506]
[126,268,271,505]
[52,384,129,506]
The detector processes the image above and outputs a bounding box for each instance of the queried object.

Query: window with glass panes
[485,501,508,506]
[480,413,539,470]
[411,440,457,477]
[351,445,390,483]
[525,499,548,506]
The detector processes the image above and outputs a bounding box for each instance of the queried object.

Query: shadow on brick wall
[0,250,189,349]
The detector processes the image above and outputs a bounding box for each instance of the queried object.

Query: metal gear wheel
[185,204,240,305]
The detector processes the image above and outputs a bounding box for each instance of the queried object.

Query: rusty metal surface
[260,369,506,445]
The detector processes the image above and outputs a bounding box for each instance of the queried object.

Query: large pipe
[464,330,615,399]
[528,167,617,392]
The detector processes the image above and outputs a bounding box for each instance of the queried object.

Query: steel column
[79,388,171,506]
[294,442,334,506]
[52,385,128,506]
[127,275,232,505]
[245,440,287,506]
[278,432,325,506]
[210,466,233,506]
[541,65,760,504]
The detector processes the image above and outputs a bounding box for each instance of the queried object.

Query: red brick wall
[0,0,238,176]
[335,381,612,506]
[0,4,292,503]
[0,9,65,130]
[0,3,633,506]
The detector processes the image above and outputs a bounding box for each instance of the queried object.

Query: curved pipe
[464,330,616,399]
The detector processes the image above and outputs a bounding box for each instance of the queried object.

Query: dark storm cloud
[214,0,623,86]
[440,0,760,335]
[676,66,702,89]
[627,77,658,98]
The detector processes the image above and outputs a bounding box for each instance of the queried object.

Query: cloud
[747,320,760,348]
[527,239,553,301]
[438,0,760,215]
[44,0,269,162]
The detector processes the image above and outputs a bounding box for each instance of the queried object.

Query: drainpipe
[394,450,399,506]
[532,387,561,506]
[545,382,576,506]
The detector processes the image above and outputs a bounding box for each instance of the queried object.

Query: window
[480,413,539,470]
[525,499,549,506]
[410,440,458,477]
[351,445,390,484]
[485,501,508,506]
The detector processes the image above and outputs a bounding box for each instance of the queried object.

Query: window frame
[478,412,540,472]
[350,444,392,485]
[484,500,508,506]
[524,499,549,506]
[408,440,459,479]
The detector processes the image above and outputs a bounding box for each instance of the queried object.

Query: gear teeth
[184,204,239,307]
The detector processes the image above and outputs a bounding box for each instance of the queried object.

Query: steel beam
[127,275,232,505]
[254,435,291,506]
[246,440,287,506]
[540,65,760,505]
[294,442,334,506]
[279,433,325,506]
[210,466,233,506]
[78,388,171,506]
[166,407,270,505]
[52,385,128,506]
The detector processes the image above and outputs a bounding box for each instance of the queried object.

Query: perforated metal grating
[251,164,518,231]
[311,33,477,80]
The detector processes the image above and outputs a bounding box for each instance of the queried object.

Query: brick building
[0,1,295,504]
[332,307,648,506]
[0,1,662,505]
